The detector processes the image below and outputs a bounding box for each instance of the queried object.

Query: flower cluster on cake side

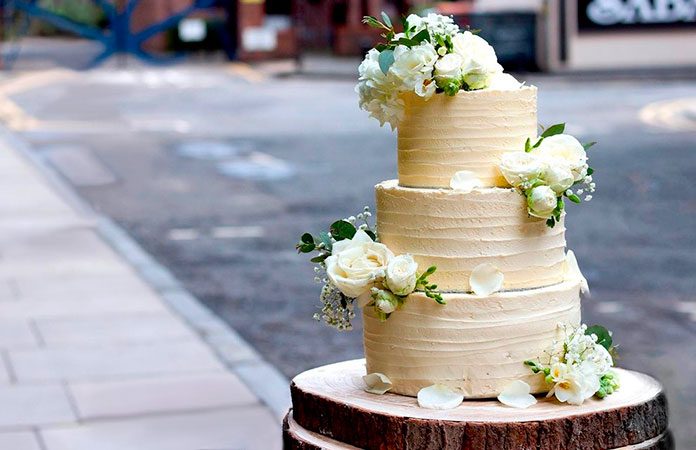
[296,11,619,410]
[296,207,442,331]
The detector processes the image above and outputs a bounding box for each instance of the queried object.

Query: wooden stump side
[290,360,670,450]
[284,412,674,450]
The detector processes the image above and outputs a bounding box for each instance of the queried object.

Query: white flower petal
[469,263,504,296]
[564,250,590,295]
[450,170,481,193]
[417,384,464,410]
[363,373,393,395]
[498,380,537,409]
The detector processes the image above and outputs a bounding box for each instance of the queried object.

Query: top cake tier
[397,86,538,188]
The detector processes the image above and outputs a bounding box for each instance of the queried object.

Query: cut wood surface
[289,359,670,450]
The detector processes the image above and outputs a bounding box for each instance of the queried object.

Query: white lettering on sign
[586,0,696,25]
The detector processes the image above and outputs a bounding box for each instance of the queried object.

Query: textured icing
[397,86,538,188]
[375,180,567,292]
[363,279,582,398]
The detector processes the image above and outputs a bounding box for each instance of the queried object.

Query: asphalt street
[3,63,695,447]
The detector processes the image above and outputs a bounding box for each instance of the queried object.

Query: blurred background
[0,0,693,449]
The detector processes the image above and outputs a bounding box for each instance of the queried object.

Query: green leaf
[310,253,330,264]
[378,49,395,75]
[318,231,333,252]
[380,11,392,28]
[330,220,357,241]
[524,137,532,153]
[557,197,565,211]
[546,217,556,228]
[541,123,566,138]
[300,233,314,245]
[365,230,377,241]
[362,16,382,28]
[296,242,315,253]
[567,194,581,203]
[586,325,613,351]
[410,29,430,44]
[583,141,597,150]
[587,167,594,176]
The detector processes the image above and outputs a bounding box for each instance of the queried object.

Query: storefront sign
[578,0,696,30]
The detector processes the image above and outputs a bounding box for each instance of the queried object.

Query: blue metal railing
[1,0,220,68]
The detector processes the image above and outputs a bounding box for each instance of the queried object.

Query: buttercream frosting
[397,86,538,188]
[375,180,567,292]
[363,279,582,398]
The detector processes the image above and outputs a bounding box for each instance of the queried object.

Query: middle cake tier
[376,180,567,292]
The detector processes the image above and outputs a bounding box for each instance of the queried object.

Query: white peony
[487,72,522,91]
[390,43,438,92]
[542,164,574,194]
[385,254,418,296]
[325,230,394,298]
[452,31,502,90]
[536,134,588,182]
[433,53,463,81]
[499,152,546,187]
[527,185,558,219]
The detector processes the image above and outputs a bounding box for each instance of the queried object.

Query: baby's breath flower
[585,195,593,201]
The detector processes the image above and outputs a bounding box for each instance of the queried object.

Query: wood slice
[290,359,670,450]
[283,412,673,450]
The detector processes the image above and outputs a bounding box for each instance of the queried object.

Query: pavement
[0,129,285,448]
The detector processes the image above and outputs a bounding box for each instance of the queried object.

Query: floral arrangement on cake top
[356,12,520,129]
[498,123,597,228]
[296,207,443,331]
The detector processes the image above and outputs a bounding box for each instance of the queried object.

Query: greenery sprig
[416,266,444,304]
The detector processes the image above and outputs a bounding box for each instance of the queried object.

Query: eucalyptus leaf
[583,141,597,150]
[378,49,395,75]
[411,29,430,44]
[381,11,392,28]
[586,325,613,350]
[310,253,330,264]
[300,233,314,245]
[297,242,315,253]
[365,230,377,242]
[587,167,594,176]
[541,123,566,138]
[330,220,357,241]
[546,218,556,228]
[319,231,333,252]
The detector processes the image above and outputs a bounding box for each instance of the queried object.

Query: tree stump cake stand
[283,359,672,450]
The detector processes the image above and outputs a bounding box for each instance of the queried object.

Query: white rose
[527,185,558,219]
[499,152,546,187]
[535,134,588,182]
[390,43,438,91]
[385,254,418,296]
[325,230,394,298]
[434,53,463,81]
[542,164,574,194]
[452,31,502,89]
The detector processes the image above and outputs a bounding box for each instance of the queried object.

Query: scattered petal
[417,384,464,410]
[498,380,537,409]
[470,263,504,296]
[450,170,481,193]
[363,373,393,395]
[564,250,590,295]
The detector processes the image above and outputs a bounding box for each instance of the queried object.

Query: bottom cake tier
[362,279,582,398]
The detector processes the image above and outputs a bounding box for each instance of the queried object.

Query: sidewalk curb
[1,126,291,422]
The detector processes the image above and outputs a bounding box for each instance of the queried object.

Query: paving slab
[40,407,281,450]
[0,384,76,427]
[34,313,195,346]
[69,371,258,419]
[10,341,225,382]
[0,431,42,450]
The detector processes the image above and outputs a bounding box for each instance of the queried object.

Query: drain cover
[176,140,250,160]
[217,152,295,181]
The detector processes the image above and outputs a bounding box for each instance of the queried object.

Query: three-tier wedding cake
[297,12,616,409]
